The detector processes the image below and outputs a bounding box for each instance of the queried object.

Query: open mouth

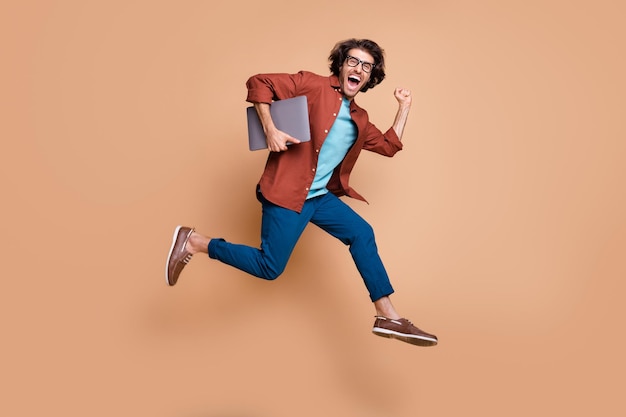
[347,75,361,87]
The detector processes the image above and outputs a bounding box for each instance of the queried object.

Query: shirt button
[333,113,337,117]
[305,187,309,191]
[312,168,316,172]
[324,129,328,133]
[316,149,319,153]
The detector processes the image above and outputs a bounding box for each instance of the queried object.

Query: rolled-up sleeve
[362,125,403,156]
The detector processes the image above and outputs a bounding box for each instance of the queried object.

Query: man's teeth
[348,76,360,83]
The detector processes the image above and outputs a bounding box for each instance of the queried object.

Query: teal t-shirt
[307,97,357,199]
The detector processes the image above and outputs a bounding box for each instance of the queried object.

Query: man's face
[338,48,374,100]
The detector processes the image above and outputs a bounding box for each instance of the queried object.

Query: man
[166,39,437,347]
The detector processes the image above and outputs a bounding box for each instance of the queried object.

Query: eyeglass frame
[345,55,376,73]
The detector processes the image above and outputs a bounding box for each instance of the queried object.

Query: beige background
[2,1,625,416]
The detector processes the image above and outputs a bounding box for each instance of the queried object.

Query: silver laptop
[246,96,311,151]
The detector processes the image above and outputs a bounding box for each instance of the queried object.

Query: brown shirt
[246,71,403,213]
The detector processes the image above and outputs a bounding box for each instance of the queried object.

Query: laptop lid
[246,96,311,151]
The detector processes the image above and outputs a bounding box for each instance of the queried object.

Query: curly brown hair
[328,38,386,93]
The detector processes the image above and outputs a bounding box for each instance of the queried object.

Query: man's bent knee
[257,263,285,280]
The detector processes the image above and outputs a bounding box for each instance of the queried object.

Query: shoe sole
[372,327,438,347]
[165,225,184,286]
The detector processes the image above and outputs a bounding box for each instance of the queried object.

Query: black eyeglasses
[345,55,375,73]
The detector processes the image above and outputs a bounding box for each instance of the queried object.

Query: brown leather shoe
[372,316,438,347]
[165,226,194,286]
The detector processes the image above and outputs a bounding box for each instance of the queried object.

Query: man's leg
[373,296,401,320]
[310,193,438,347]
[309,193,395,302]
[168,195,315,283]
[207,197,312,279]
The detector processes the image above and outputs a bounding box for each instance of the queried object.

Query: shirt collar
[329,74,360,113]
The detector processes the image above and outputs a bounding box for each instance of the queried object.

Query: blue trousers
[208,192,394,302]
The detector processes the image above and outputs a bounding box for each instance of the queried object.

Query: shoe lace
[377,316,411,326]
